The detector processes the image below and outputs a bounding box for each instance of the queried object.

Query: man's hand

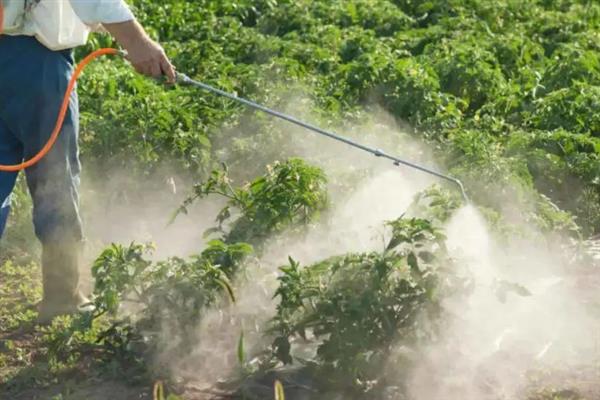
[103,20,176,83]
[124,36,175,82]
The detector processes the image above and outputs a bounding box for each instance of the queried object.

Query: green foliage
[70,0,600,235]
[506,129,599,234]
[527,83,600,136]
[78,62,213,175]
[39,158,326,375]
[4,0,600,396]
[270,217,466,392]
[445,129,535,210]
[40,315,106,371]
[46,240,252,365]
[407,185,462,223]
[382,58,466,129]
[429,37,507,112]
[0,178,38,263]
[91,243,154,317]
[179,158,329,246]
[540,47,600,94]
[0,261,40,331]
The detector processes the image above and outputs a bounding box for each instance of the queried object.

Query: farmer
[0,0,176,323]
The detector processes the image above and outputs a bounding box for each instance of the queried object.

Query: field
[1,0,600,399]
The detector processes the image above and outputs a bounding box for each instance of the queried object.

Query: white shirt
[2,0,135,49]
[68,0,134,25]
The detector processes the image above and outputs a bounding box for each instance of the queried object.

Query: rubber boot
[37,241,93,325]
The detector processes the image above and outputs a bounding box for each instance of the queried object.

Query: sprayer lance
[175,72,469,202]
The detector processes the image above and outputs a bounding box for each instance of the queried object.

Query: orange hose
[0,2,4,34]
[0,46,120,172]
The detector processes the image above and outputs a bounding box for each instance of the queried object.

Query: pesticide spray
[73,75,597,398]
[406,205,600,400]
[4,41,595,398]
[157,165,600,399]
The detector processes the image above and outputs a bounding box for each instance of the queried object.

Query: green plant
[44,240,252,366]
[4,0,600,397]
[270,217,467,393]
[178,158,329,247]
[68,0,600,240]
[407,185,463,223]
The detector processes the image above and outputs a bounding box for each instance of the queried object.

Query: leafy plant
[178,158,329,247]
[45,240,252,365]
[270,217,467,393]
[407,185,462,223]
[69,0,600,238]
[5,0,600,397]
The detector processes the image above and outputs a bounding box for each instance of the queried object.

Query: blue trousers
[0,36,83,244]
